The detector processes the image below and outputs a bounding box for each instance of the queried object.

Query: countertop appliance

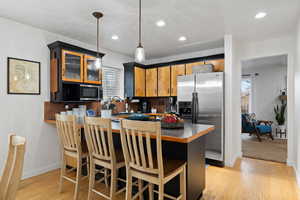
[177,72,224,166]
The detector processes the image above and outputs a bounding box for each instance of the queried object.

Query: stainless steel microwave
[79,84,102,101]
[62,83,102,102]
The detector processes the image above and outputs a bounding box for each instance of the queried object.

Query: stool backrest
[56,114,81,153]
[0,134,26,200]
[84,117,116,163]
[120,120,163,176]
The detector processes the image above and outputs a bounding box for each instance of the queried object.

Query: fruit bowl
[161,114,184,129]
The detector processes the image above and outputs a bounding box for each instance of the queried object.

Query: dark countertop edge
[44,119,215,143]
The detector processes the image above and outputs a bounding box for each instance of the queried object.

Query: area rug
[241,134,287,163]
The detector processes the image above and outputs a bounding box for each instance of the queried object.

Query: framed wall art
[7,57,41,95]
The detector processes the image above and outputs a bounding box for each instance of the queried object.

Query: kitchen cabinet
[48,41,104,102]
[205,59,224,72]
[158,66,171,96]
[84,55,102,84]
[171,64,185,96]
[185,61,205,75]
[146,68,158,97]
[61,50,84,82]
[134,67,146,97]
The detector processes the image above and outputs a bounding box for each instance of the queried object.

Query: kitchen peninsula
[45,116,214,199]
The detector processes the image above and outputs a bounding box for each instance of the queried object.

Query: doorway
[240,55,288,163]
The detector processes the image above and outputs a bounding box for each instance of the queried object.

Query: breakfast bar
[46,118,214,200]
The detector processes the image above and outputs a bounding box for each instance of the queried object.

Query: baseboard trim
[22,162,60,180]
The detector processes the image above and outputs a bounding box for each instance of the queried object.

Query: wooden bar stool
[120,120,187,200]
[84,117,126,200]
[55,114,89,200]
[0,134,26,200]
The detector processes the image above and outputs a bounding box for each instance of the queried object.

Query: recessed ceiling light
[178,36,187,41]
[255,12,267,19]
[156,20,166,27]
[111,35,119,40]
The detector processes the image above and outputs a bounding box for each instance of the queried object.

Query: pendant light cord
[97,17,100,57]
[139,0,142,47]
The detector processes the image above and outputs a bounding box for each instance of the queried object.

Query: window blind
[102,67,122,98]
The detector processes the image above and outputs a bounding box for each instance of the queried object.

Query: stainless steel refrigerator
[177,72,224,166]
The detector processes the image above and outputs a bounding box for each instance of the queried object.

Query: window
[102,67,122,98]
[241,77,252,113]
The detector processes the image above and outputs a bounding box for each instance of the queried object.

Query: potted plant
[101,98,116,118]
[274,102,287,131]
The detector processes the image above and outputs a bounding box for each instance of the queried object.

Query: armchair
[241,113,274,142]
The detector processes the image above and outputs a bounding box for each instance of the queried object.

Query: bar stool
[55,114,89,200]
[120,120,187,200]
[0,134,26,200]
[84,117,126,200]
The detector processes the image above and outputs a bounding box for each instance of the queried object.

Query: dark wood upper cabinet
[158,66,171,97]
[48,41,104,102]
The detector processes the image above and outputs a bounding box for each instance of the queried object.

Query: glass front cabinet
[84,55,102,84]
[61,50,102,84]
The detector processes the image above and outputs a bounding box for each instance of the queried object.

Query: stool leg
[74,157,82,200]
[180,166,186,200]
[88,160,95,200]
[125,169,132,200]
[110,168,118,200]
[59,154,66,193]
[149,183,154,200]
[138,179,144,200]
[158,182,164,200]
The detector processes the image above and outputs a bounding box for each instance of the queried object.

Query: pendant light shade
[135,45,145,62]
[93,11,103,69]
[135,0,145,62]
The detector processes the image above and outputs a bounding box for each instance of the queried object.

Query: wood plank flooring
[16,157,300,200]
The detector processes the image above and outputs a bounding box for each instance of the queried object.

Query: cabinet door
[185,61,204,75]
[205,59,224,72]
[134,67,145,97]
[171,64,185,96]
[62,50,83,82]
[158,66,171,96]
[84,55,102,84]
[146,68,158,97]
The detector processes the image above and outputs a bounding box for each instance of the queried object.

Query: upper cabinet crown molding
[48,41,105,58]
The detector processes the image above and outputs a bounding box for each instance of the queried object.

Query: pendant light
[93,12,103,69]
[135,0,145,62]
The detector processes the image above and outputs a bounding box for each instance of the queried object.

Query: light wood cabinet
[171,64,186,96]
[84,55,102,84]
[185,61,205,75]
[146,68,158,97]
[158,66,171,96]
[62,50,84,82]
[134,67,146,97]
[205,59,224,72]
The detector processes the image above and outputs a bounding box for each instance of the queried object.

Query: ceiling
[0,0,299,59]
[242,55,288,69]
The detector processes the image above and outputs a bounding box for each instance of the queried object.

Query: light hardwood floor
[16,157,300,200]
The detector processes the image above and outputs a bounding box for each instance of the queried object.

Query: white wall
[295,16,300,185]
[0,17,132,179]
[242,64,287,123]
[224,35,242,166]
[226,33,296,168]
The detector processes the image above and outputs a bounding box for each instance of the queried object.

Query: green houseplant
[274,102,287,130]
